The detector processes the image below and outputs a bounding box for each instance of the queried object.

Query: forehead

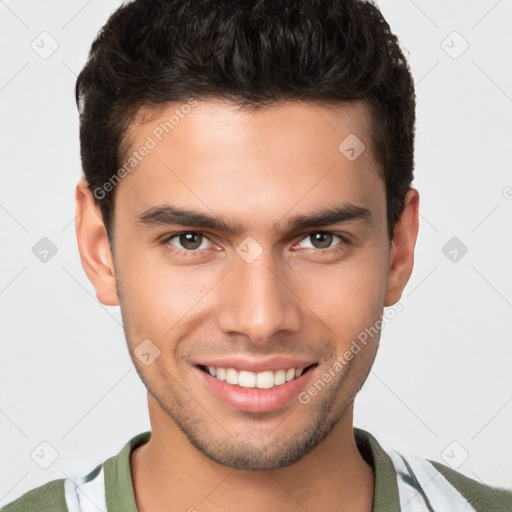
[114,99,385,233]
[124,99,376,165]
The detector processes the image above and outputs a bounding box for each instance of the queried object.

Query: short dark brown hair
[75,0,416,244]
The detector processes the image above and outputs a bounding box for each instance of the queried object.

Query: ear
[75,179,120,306]
[384,187,420,306]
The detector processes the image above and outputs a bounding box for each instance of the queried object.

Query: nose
[216,248,303,345]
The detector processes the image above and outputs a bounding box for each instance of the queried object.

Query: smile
[195,363,318,413]
[198,364,317,390]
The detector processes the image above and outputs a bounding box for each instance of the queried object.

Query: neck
[131,394,374,512]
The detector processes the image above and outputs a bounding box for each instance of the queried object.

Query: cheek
[295,253,388,338]
[116,251,221,337]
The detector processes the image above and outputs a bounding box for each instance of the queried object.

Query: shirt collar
[104,427,399,511]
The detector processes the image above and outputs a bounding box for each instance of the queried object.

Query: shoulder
[429,459,512,512]
[354,428,511,512]
[0,432,150,512]
[388,448,512,512]
[0,478,68,512]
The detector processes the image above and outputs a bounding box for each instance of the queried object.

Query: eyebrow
[136,202,373,234]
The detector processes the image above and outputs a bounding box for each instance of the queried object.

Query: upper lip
[193,356,317,373]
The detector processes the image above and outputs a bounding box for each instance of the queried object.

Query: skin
[75,99,419,512]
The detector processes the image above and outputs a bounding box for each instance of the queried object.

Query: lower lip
[195,365,317,413]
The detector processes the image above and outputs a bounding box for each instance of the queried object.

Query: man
[2,0,511,511]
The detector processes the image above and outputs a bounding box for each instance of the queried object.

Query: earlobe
[74,179,120,306]
[384,188,420,307]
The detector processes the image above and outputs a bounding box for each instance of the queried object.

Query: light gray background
[1,0,511,505]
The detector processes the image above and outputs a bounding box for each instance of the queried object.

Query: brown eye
[178,232,203,250]
[309,232,333,249]
[163,231,212,252]
[294,231,348,254]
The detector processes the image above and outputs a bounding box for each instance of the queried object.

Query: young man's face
[76,99,418,471]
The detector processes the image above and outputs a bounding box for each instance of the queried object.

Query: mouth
[194,363,319,414]
[196,363,318,390]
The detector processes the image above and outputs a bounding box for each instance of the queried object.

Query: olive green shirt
[2,428,511,511]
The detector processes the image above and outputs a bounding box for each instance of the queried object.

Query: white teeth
[205,365,310,389]
[256,370,274,389]
[274,369,286,385]
[225,368,239,385]
[238,370,256,388]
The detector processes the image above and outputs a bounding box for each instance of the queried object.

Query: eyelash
[160,231,350,258]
